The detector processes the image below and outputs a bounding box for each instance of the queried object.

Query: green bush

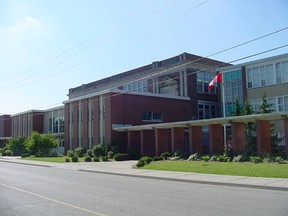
[216,155,231,162]
[71,156,79,162]
[4,150,12,156]
[275,157,284,164]
[136,156,152,167]
[250,156,263,163]
[160,152,171,160]
[153,156,162,162]
[67,150,74,157]
[263,157,275,163]
[0,148,3,154]
[187,153,201,161]
[93,157,100,162]
[86,149,93,158]
[74,147,85,157]
[65,157,70,162]
[210,156,217,162]
[107,151,114,158]
[84,156,92,162]
[101,156,109,162]
[127,147,138,160]
[113,153,129,161]
[92,144,105,157]
[201,155,210,162]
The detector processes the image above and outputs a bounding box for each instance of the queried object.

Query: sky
[0,0,287,115]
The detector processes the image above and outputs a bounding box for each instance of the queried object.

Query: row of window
[49,117,64,133]
[250,96,288,113]
[247,60,288,88]
[123,80,148,93]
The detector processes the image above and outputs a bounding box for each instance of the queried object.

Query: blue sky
[0,0,287,115]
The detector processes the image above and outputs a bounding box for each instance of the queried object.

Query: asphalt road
[0,162,287,216]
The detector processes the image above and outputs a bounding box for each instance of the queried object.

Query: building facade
[63,52,229,152]
[0,115,11,147]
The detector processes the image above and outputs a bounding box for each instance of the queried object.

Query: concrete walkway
[1,156,288,191]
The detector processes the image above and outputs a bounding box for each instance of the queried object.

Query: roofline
[221,53,288,71]
[113,112,288,132]
[11,109,44,117]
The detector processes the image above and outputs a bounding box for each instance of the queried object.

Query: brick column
[82,99,88,150]
[72,101,78,149]
[256,120,271,154]
[171,128,185,153]
[209,124,223,155]
[231,122,246,154]
[128,131,141,155]
[141,130,155,156]
[155,128,170,156]
[189,126,203,154]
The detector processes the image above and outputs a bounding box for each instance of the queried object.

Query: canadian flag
[208,72,222,91]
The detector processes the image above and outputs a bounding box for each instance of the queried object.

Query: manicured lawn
[141,161,288,178]
[21,157,84,163]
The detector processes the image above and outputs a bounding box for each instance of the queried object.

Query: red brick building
[0,115,11,147]
[63,52,229,153]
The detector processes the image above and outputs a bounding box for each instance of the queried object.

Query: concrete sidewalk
[1,156,288,191]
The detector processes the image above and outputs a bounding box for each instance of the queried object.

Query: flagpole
[221,70,227,148]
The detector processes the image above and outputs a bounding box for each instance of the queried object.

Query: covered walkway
[114,112,288,156]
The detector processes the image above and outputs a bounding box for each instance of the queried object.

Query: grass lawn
[141,161,288,178]
[21,156,85,163]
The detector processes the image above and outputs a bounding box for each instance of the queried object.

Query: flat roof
[114,112,288,132]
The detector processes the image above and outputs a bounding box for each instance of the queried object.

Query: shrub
[114,153,129,161]
[86,149,93,158]
[187,153,201,161]
[210,156,217,162]
[201,155,210,162]
[4,150,12,156]
[153,156,162,162]
[71,156,79,162]
[107,151,114,158]
[74,147,85,157]
[263,157,275,163]
[160,152,171,160]
[136,156,152,167]
[84,156,92,162]
[65,157,70,162]
[250,156,263,163]
[67,150,74,157]
[0,148,3,154]
[275,157,285,164]
[217,155,231,162]
[101,156,109,162]
[93,157,100,162]
[173,149,184,158]
[92,144,105,157]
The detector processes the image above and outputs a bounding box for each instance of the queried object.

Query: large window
[198,102,218,119]
[247,60,288,88]
[197,72,216,94]
[142,112,163,122]
[250,96,288,113]
[224,69,244,116]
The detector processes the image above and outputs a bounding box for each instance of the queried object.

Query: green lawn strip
[141,161,288,178]
[21,157,85,163]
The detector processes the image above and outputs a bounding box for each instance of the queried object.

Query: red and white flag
[208,72,222,91]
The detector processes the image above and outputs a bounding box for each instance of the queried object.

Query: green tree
[25,131,59,156]
[6,136,27,156]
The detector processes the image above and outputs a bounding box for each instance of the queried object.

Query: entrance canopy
[114,112,288,132]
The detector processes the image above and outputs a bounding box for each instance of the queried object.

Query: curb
[0,159,52,168]
[78,169,288,192]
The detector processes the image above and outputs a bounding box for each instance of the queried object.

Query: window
[247,60,288,88]
[59,116,64,133]
[197,72,216,94]
[142,112,163,122]
[198,102,218,119]
[123,80,148,93]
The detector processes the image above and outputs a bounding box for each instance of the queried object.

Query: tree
[6,136,27,156]
[25,131,59,156]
